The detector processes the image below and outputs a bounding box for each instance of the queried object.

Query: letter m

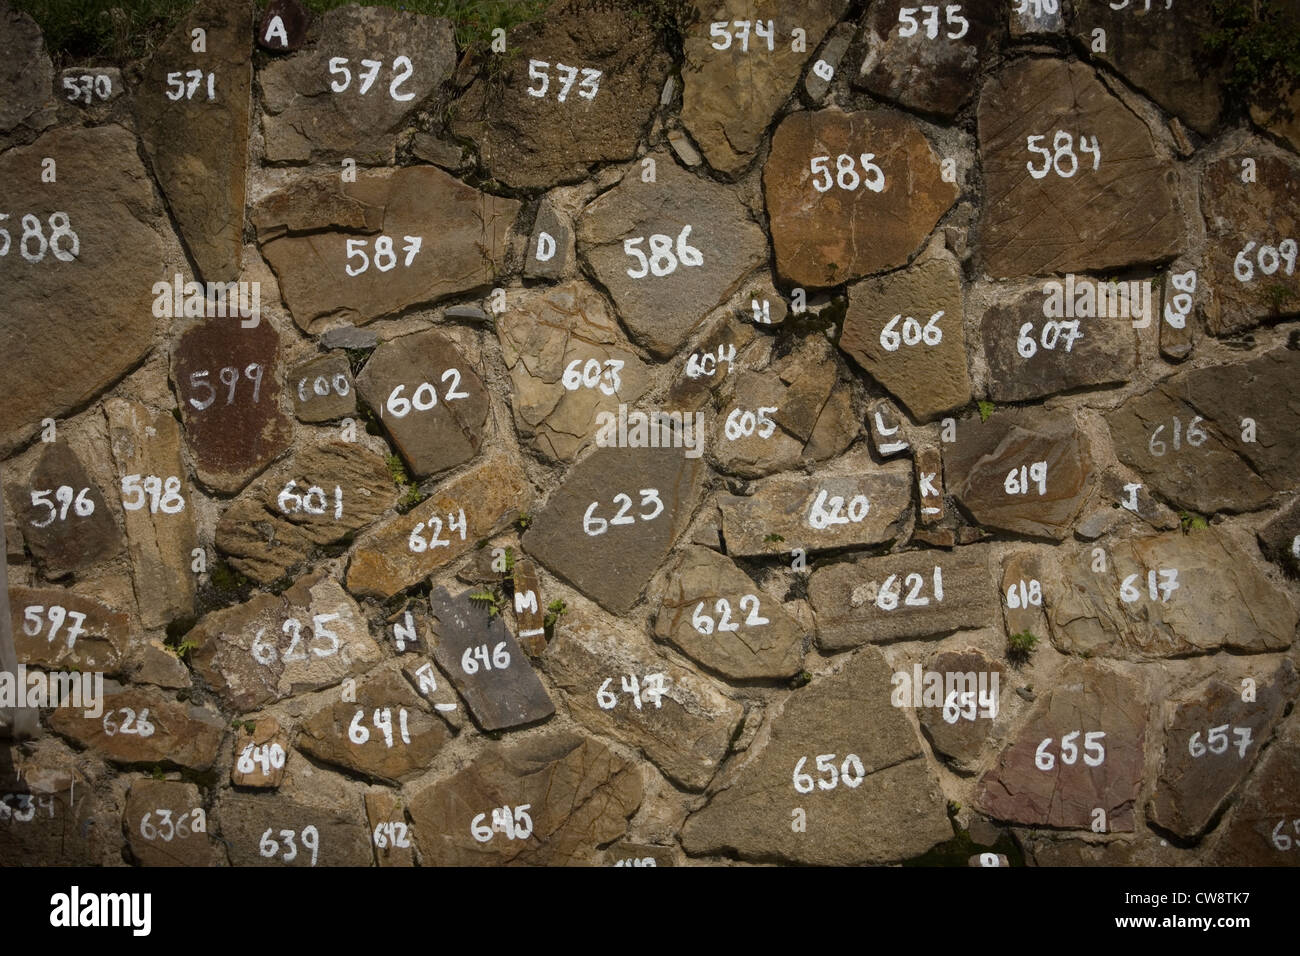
[514,590,538,615]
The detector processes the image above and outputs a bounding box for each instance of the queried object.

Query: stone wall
[0,0,1297,867]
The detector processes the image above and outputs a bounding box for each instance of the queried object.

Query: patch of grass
[764,532,786,543]
[1264,283,1295,313]
[150,765,166,782]
[344,348,372,376]
[304,0,552,56]
[209,561,249,594]
[13,0,192,66]
[789,670,812,689]
[543,598,567,639]
[515,511,532,531]
[977,400,995,423]
[469,587,506,617]
[1202,1,1300,102]
[1179,510,1209,533]
[1007,629,1039,664]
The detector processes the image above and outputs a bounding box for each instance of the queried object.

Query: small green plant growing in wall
[543,599,567,639]
[1179,510,1209,533]
[1007,630,1039,664]
[977,400,995,423]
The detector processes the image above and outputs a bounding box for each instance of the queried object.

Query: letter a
[264,16,289,48]
[791,807,806,832]
[1091,28,1105,53]
[191,28,206,53]
[641,157,656,183]
[1241,158,1256,184]
[1241,677,1256,703]
[341,678,356,703]
[341,158,356,183]
[41,158,55,182]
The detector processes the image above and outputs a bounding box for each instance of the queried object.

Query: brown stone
[259,5,455,163]
[0,126,162,455]
[1043,530,1298,660]
[104,398,199,629]
[495,281,651,463]
[134,0,252,282]
[766,108,958,288]
[8,586,129,674]
[521,445,705,615]
[1150,660,1299,840]
[290,353,356,423]
[0,3,54,133]
[653,546,806,681]
[0,744,100,865]
[346,452,531,600]
[1210,715,1300,866]
[124,780,223,867]
[171,315,293,495]
[1074,0,1225,136]
[365,789,415,867]
[49,683,225,772]
[915,648,1006,772]
[511,559,547,656]
[216,767,371,866]
[681,647,952,864]
[546,603,742,791]
[297,668,450,784]
[717,447,913,557]
[231,716,290,789]
[1199,152,1300,336]
[575,158,768,359]
[1105,348,1300,514]
[408,731,642,865]
[190,572,382,713]
[449,0,670,189]
[841,238,972,421]
[215,441,398,585]
[681,0,849,175]
[977,58,1183,278]
[855,0,1004,117]
[428,586,554,733]
[354,329,490,479]
[665,316,755,413]
[944,408,1094,540]
[259,167,519,332]
[809,545,996,650]
[981,284,1140,403]
[10,441,122,577]
[1258,498,1300,577]
[976,664,1145,831]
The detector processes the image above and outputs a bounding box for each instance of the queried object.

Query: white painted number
[1035,731,1106,770]
[121,475,186,515]
[624,225,703,278]
[880,312,943,351]
[1026,131,1100,179]
[0,212,79,263]
[21,604,88,650]
[1233,239,1297,283]
[29,486,94,527]
[583,489,663,536]
[792,753,866,793]
[810,154,885,193]
[259,825,319,866]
